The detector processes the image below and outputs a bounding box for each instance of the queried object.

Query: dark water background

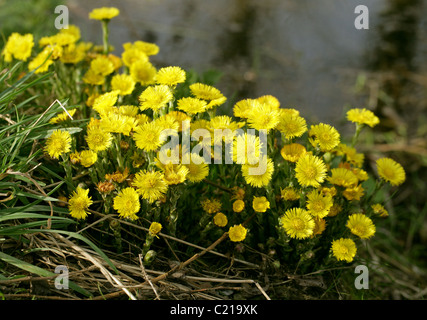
[65,0,427,129]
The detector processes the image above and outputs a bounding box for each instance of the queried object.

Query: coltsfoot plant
[1,7,406,272]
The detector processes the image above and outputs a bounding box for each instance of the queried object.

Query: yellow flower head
[149,222,162,236]
[2,33,34,62]
[312,218,327,237]
[280,143,307,163]
[83,68,105,85]
[331,238,357,262]
[280,187,300,201]
[28,47,54,73]
[68,187,93,220]
[279,207,315,240]
[336,143,364,167]
[79,150,98,167]
[184,154,209,183]
[257,95,280,110]
[309,123,340,152]
[328,203,342,217]
[276,112,307,139]
[89,7,120,21]
[241,156,274,188]
[156,66,186,86]
[252,196,270,213]
[90,55,115,76]
[295,154,327,188]
[233,99,256,119]
[111,74,136,96]
[246,103,280,132]
[133,121,164,152]
[343,184,365,201]
[132,170,168,203]
[306,189,333,218]
[346,108,380,127]
[161,163,189,185]
[190,83,225,101]
[213,212,228,227]
[201,198,222,214]
[49,109,76,124]
[122,47,148,67]
[232,199,245,213]
[124,40,160,56]
[85,126,113,152]
[139,85,173,112]
[228,224,248,242]
[232,132,263,165]
[376,157,406,186]
[177,97,207,115]
[44,129,72,159]
[130,60,157,85]
[371,203,388,218]
[92,91,119,116]
[328,167,359,188]
[105,168,130,184]
[346,213,376,239]
[113,187,140,220]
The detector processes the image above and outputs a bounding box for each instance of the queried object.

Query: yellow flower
[346,108,380,127]
[28,47,54,73]
[233,99,256,119]
[92,91,119,115]
[208,115,244,145]
[280,187,300,201]
[276,112,307,139]
[122,47,148,67]
[279,207,315,240]
[60,43,87,64]
[130,60,157,85]
[79,150,98,167]
[257,95,280,110]
[70,151,81,164]
[201,198,222,214]
[233,199,245,213]
[328,168,358,188]
[161,163,189,185]
[312,218,326,237]
[190,83,225,101]
[343,184,364,201]
[306,190,333,218]
[177,97,207,115]
[335,143,364,167]
[156,66,186,86]
[376,157,406,186]
[231,186,245,200]
[85,126,113,152]
[309,123,340,152]
[100,112,137,136]
[105,168,130,184]
[68,187,93,220]
[213,212,228,227]
[295,154,327,188]
[44,129,72,159]
[252,196,270,213]
[331,238,357,262]
[280,143,307,163]
[90,55,115,76]
[346,213,376,239]
[371,203,388,218]
[149,222,162,236]
[241,156,274,188]
[2,33,34,62]
[183,154,209,182]
[49,109,76,124]
[246,102,280,132]
[228,224,248,242]
[133,121,164,152]
[232,132,263,165]
[328,203,342,217]
[111,74,136,96]
[89,7,120,21]
[132,170,168,203]
[113,187,140,220]
[139,85,173,112]
[124,41,160,56]
[83,68,105,85]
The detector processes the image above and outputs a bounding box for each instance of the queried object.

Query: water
[67,0,427,127]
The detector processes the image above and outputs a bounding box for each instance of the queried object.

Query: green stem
[101,20,110,55]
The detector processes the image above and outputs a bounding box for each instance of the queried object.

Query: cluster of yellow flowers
[1,7,406,265]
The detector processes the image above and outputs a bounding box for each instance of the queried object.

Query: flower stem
[101,20,110,55]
